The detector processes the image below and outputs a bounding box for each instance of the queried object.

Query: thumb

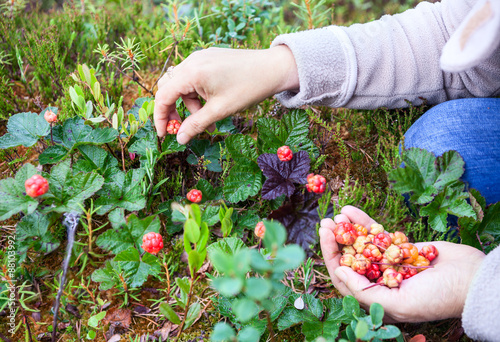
[176,102,223,145]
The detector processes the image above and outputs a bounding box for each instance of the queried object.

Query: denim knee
[403,98,500,204]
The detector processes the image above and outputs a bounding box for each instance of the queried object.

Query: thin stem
[175,277,196,341]
[266,310,276,342]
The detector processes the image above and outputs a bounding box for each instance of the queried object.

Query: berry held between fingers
[44,109,57,123]
[25,175,49,198]
[277,145,293,162]
[186,189,202,203]
[255,221,265,239]
[142,232,163,254]
[306,173,326,194]
[166,119,181,134]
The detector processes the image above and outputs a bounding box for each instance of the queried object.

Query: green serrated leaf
[0,112,50,149]
[434,150,465,190]
[95,168,146,215]
[96,213,160,254]
[0,164,39,220]
[114,247,161,287]
[223,164,262,203]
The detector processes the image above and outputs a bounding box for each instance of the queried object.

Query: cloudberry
[400,243,419,264]
[186,189,202,203]
[389,231,408,245]
[342,245,356,256]
[142,232,163,254]
[373,233,392,250]
[412,255,430,272]
[340,253,355,267]
[334,222,356,245]
[366,264,381,281]
[419,245,439,262]
[166,119,181,134]
[306,173,326,194]
[352,254,371,275]
[369,223,385,235]
[277,146,293,162]
[384,245,403,264]
[382,268,403,288]
[362,244,383,262]
[25,175,49,198]
[353,223,368,237]
[44,109,57,123]
[255,221,265,239]
[353,235,372,254]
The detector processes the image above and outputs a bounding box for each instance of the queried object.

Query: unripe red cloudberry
[362,244,383,262]
[25,174,49,198]
[373,233,392,250]
[400,242,419,264]
[352,254,371,275]
[340,253,355,267]
[186,189,202,203]
[306,173,326,194]
[383,244,403,264]
[334,222,356,245]
[255,221,265,239]
[142,232,163,254]
[382,268,403,288]
[369,223,384,235]
[354,223,368,237]
[397,265,417,279]
[166,119,181,134]
[419,245,439,262]
[44,109,57,123]
[277,145,293,162]
[366,264,381,281]
[389,231,408,245]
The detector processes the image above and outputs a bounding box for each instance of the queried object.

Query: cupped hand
[319,205,485,323]
[154,46,298,144]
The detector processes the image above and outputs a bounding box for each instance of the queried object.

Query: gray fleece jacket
[271,0,500,340]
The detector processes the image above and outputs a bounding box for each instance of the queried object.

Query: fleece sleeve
[461,246,500,341]
[271,0,500,109]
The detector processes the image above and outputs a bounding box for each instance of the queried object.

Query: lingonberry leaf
[16,211,60,264]
[95,168,146,215]
[39,117,118,164]
[269,190,333,253]
[257,110,316,155]
[44,159,104,213]
[0,111,50,149]
[0,163,39,220]
[257,151,310,200]
[96,209,160,254]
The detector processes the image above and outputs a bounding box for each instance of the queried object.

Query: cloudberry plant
[186,189,202,203]
[254,221,265,239]
[166,119,181,134]
[277,145,293,162]
[25,175,49,198]
[141,232,163,255]
[44,109,57,123]
[306,173,326,194]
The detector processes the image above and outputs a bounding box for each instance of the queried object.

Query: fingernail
[334,268,347,283]
[177,132,188,145]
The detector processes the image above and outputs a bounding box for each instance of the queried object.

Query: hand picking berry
[44,109,57,123]
[25,174,49,198]
[277,145,293,162]
[306,173,326,194]
[186,189,202,203]
[335,222,438,288]
[141,232,163,254]
[255,221,265,239]
[166,119,181,134]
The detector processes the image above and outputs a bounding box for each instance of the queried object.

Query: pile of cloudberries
[335,222,438,288]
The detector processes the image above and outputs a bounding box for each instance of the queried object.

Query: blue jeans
[404,98,500,205]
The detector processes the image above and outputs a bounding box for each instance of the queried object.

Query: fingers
[176,101,225,144]
[154,83,184,137]
[340,205,378,228]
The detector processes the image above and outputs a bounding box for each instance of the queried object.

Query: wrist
[266,45,299,93]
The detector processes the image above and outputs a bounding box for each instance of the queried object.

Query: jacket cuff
[271,26,357,108]
[462,246,500,341]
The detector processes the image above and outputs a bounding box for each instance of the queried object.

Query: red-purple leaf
[257,151,310,200]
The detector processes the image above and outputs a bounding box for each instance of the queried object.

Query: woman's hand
[154,46,298,144]
[319,205,485,323]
